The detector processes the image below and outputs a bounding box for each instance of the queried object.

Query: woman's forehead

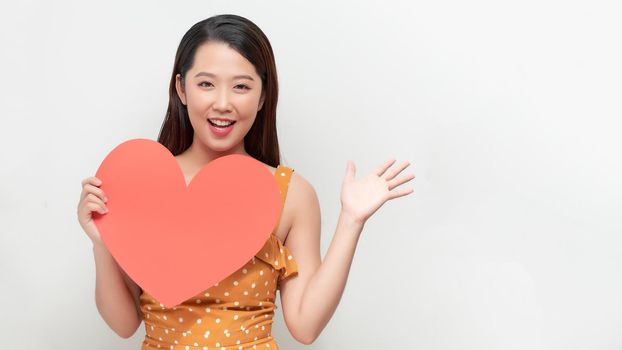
[190,42,258,79]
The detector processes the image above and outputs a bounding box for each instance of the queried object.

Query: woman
[77,14,414,349]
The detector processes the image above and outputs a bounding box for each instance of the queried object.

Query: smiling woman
[79,13,295,348]
[157,14,279,168]
[77,11,415,350]
[171,41,266,150]
[151,15,299,349]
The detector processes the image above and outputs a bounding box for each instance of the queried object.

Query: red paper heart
[93,139,282,307]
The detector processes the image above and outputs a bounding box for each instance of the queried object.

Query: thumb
[345,160,355,182]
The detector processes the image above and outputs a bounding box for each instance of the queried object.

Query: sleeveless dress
[139,165,298,350]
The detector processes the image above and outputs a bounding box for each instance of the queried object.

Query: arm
[278,173,364,344]
[93,242,143,338]
[279,159,414,344]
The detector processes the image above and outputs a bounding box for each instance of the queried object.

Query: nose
[212,87,232,112]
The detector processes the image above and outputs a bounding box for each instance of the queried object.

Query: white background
[1,0,622,349]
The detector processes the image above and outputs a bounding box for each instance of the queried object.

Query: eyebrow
[193,71,255,81]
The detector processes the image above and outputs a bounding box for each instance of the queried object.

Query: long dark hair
[157,14,281,167]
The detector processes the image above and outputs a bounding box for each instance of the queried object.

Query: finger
[82,184,108,203]
[80,177,104,202]
[85,193,108,212]
[387,173,416,191]
[85,201,108,215]
[78,201,107,218]
[375,158,397,177]
[81,176,102,188]
[387,187,414,200]
[344,160,356,182]
[383,161,412,181]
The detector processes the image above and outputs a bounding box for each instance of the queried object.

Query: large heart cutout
[92,139,282,307]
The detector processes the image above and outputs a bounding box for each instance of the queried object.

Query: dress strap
[273,165,295,231]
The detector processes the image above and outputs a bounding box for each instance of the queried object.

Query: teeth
[209,119,234,127]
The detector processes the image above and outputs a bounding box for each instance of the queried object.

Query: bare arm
[93,242,143,339]
[280,200,363,343]
[279,173,365,344]
[79,176,143,339]
[280,159,414,343]
[298,211,363,339]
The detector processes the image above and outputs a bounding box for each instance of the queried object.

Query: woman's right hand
[77,176,109,246]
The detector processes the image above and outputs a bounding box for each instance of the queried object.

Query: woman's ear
[175,73,187,105]
[258,93,265,111]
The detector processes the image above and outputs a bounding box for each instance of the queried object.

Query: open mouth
[207,119,236,128]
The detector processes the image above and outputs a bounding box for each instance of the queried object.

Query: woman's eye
[198,82,249,90]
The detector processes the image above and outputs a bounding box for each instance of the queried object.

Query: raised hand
[340,158,415,225]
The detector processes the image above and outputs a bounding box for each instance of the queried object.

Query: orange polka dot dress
[139,165,298,350]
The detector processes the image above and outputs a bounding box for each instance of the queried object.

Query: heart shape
[93,138,282,307]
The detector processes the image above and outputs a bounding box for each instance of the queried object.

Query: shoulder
[287,169,320,228]
[261,163,319,226]
[289,170,316,203]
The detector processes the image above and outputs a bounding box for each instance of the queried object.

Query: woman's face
[175,41,264,154]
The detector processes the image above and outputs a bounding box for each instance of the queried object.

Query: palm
[340,158,415,225]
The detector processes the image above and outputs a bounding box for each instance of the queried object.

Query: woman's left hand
[340,158,415,225]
